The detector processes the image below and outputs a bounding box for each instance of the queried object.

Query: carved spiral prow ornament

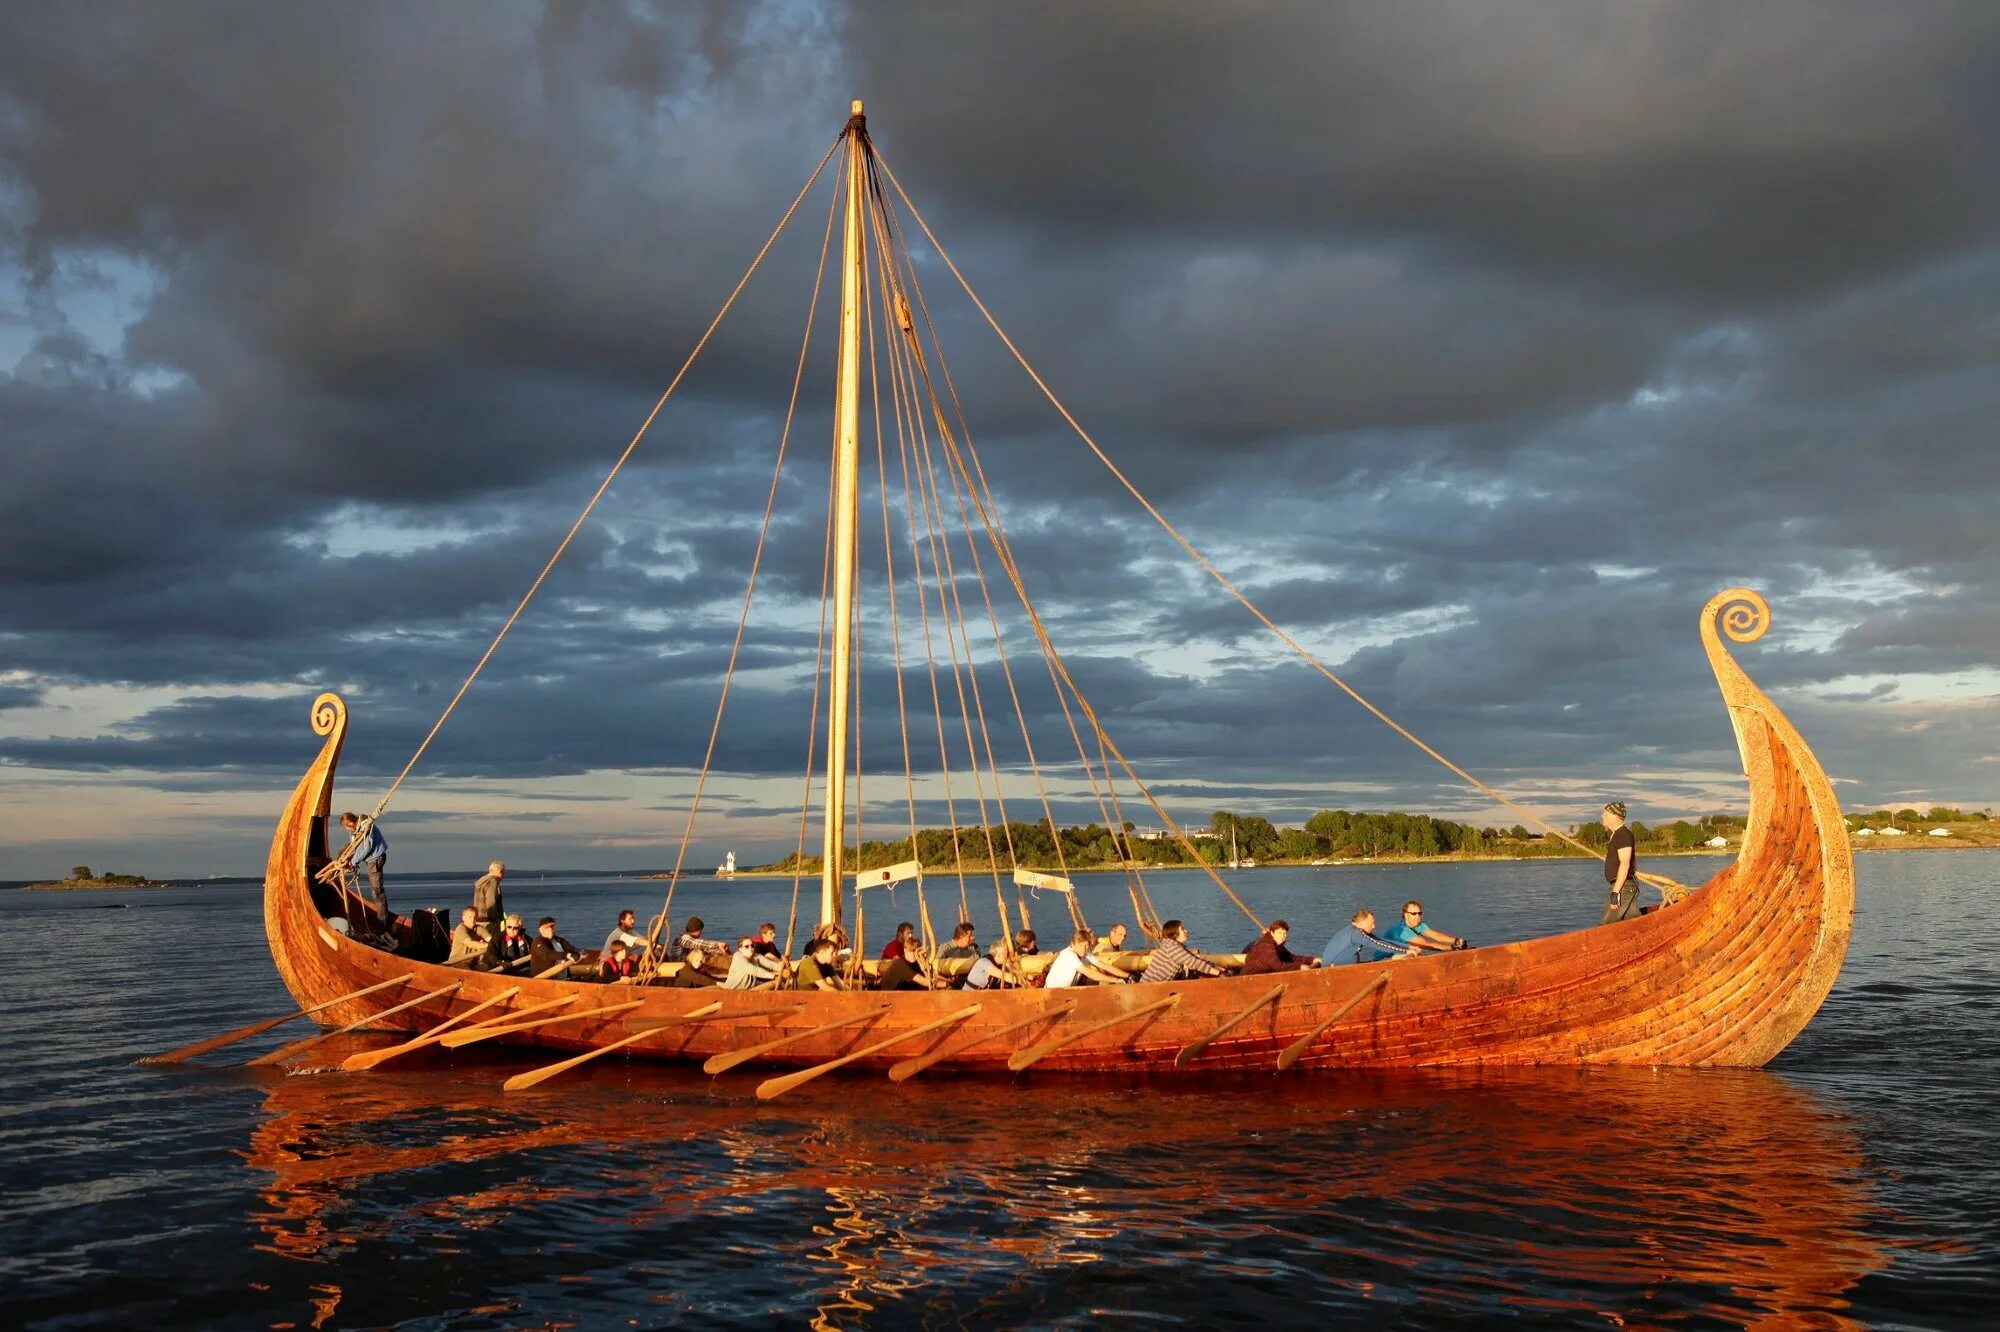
[312,691,348,737]
[1711,588,1771,646]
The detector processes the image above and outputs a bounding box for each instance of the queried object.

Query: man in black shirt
[1600,801,1640,923]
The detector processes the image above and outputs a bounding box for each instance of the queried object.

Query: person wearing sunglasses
[1381,900,1469,953]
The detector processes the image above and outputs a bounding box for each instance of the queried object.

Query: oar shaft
[1276,974,1388,1071]
[887,1000,1076,1082]
[339,986,521,1072]
[1008,994,1181,1073]
[441,999,643,1047]
[247,980,463,1066]
[502,1002,725,1092]
[702,1008,886,1075]
[436,994,581,1047]
[140,972,416,1064]
[757,1004,981,1100]
[1174,981,1287,1068]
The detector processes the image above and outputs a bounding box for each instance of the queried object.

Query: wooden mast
[820,101,868,931]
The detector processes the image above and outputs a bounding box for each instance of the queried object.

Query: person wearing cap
[530,916,580,975]
[671,917,711,962]
[1600,802,1641,923]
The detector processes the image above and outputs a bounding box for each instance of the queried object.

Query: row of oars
[141,969,1391,1094]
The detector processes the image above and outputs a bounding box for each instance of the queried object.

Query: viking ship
[253,105,1853,1090]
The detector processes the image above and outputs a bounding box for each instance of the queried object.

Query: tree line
[752,808,1756,875]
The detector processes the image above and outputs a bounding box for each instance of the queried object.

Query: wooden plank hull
[263,590,1852,1074]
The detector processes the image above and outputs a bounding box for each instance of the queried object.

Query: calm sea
[1,852,1995,1329]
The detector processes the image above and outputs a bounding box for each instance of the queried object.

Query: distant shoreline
[661,835,1997,882]
[20,877,178,892]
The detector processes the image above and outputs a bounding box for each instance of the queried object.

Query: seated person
[725,935,784,989]
[1013,928,1039,958]
[750,922,782,959]
[495,913,534,968]
[963,939,1015,990]
[811,921,851,959]
[603,908,651,959]
[877,938,933,991]
[671,916,712,962]
[939,922,980,961]
[794,937,846,991]
[600,939,637,982]
[668,941,721,987]
[1322,909,1417,966]
[530,916,582,974]
[1380,900,1468,952]
[1092,922,1130,958]
[880,921,919,961]
[446,906,491,968]
[1139,919,1224,984]
[1046,928,1135,988]
[1242,919,1319,974]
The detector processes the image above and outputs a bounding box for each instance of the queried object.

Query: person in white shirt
[1044,928,1133,988]
[963,939,1014,990]
[724,936,784,989]
[602,908,650,958]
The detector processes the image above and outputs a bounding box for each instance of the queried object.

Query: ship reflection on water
[243,1053,1884,1327]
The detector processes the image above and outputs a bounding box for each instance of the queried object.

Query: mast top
[851,99,864,115]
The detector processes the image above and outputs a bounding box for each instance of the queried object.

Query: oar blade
[755,1004,981,1100]
[141,1013,292,1065]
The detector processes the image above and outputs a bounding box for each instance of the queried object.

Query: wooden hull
[264,590,1852,1074]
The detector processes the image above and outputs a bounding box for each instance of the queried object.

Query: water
[2,853,1995,1329]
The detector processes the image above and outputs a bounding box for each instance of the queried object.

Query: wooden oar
[338,986,520,1072]
[756,1004,982,1100]
[435,994,580,1047]
[1276,974,1389,1072]
[1173,981,1288,1068]
[1007,993,1182,1073]
[440,998,641,1047]
[247,980,464,1066]
[887,1000,1077,1082]
[702,1008,887,1076]
[627,1003,802,1033]
[139,972,415,1064]
[502,1002,725,1092]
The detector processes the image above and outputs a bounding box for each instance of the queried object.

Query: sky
[2,1,1998,879]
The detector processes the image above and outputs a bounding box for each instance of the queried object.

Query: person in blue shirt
[339,811,390,916]
[1322,909,1415,966]
[1379,900,1468,953]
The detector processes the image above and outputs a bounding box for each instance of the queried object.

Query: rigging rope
[364,136,842,827]
[874,153,1682,894]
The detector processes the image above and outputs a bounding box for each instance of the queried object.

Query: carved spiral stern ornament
[312,692,347,738]
[1714,588,1772,647]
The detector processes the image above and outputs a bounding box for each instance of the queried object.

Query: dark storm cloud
[3,1,1998,876]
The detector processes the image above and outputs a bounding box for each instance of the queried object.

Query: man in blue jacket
[339,811,390,916]
[1322,909,1414,966]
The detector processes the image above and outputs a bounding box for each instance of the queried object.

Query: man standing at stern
[1600,802,1640,924]
[339,812,389,916]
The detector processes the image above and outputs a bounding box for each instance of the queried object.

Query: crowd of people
[355,800,1668,993]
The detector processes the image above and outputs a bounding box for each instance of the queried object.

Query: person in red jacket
[599,940,636,981]
[1242,920,1319,974]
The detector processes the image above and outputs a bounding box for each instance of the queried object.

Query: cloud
[3,2,1998,874]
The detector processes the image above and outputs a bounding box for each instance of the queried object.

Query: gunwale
[262,591,1854,1074]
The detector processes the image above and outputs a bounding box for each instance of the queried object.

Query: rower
[1046,928,1133,988]
[1138,920,1223,984]
[1322,909,1416,966]
[1381,900,1467,953]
